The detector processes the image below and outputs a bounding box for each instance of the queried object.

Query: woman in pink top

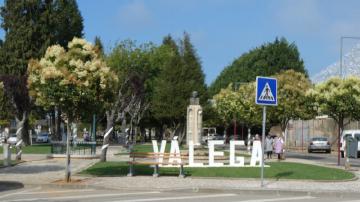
[274,136,284,160]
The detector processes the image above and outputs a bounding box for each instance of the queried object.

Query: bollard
[179,164,185,178]
[3,143,11,166]
[153,165,159,177]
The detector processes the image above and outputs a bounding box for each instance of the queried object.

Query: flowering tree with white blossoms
[27,37,118,182]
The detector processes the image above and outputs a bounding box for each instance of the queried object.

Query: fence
[287,118,360,150]
[51,141,96,155]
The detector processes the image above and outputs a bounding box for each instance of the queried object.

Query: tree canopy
[151,34,207,130]
[209,37,307,96]
[269,70,314,133]
[307,77,360,133]
[0,0,83,75]
[213,70,312,133]
[27,38,118,122]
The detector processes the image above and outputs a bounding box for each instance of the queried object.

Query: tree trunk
[65,119,72,182]
[15,111,28,160]
[178,124,186,145]
[54,107,62,141]
[338,118,344,167]
[16,111,29,146]
[130,118,134,143]
[100,110,115,162]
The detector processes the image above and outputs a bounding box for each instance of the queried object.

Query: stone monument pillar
[186,91,202,146]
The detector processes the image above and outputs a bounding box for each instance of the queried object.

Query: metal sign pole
[255,76,277,188]
[261,106,266,187]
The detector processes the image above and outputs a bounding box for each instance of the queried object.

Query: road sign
[255,76,277,187]
[255,76,277,106]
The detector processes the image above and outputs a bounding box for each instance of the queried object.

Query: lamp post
[338,36,360,167]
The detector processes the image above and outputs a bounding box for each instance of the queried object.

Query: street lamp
[338,36,360,167]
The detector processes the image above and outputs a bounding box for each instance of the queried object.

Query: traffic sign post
[255,76,277,188]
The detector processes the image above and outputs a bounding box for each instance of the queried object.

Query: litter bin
[346,136,358,158]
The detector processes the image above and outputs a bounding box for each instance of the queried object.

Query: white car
[7,134,17,145]
[340,130,360,158]
[36,133,50,143]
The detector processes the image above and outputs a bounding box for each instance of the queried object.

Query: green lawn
[80,161,355,180]
[0,144,51,154]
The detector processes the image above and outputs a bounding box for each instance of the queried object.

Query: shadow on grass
[82,163,182,177]
[274,171,294,180]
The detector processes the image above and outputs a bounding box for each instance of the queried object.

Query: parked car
[36,133,50,143]
[308,137,331,153]
[7,134,17,145]
[340,130,360,158]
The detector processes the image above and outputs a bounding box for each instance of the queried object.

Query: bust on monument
[187,91,202,146]
[190,91,200,105]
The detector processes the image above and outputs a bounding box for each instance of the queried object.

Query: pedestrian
[264,135,273,159]
[274,135,284,160]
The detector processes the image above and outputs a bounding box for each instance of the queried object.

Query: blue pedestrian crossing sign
[255,76,277,106]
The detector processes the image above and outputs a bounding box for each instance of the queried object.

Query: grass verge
[0,144,51,154]
[80,161,354,180]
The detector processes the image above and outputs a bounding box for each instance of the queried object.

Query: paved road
[1,186,360,202]
[286,150,360,168]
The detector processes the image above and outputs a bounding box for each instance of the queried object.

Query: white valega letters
[151,139,267,167]
[208,140,224,166]
[250,140,263,166]
[188,140,204,167]
[168,139,182,165]
[152,140,167,165]
[230,140,245,166]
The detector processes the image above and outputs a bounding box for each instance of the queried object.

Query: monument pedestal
[186,92,203,146]
[3,143,11,166]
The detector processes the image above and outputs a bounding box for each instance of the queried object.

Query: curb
[21,181,360,198]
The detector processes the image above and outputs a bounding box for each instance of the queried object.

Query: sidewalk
[1,145,360,194]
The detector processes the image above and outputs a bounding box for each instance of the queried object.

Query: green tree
[209,37,307,96]
[28,38,118,181]
[0,0,83,144]
[94,36,104,57]
[268,70,314,136]
[0,81,13,126]
[213,83,262,130]
[151,34,207,143]
[308,77,360,159]
[52,0,83,47]
[180,32,208,102]
[213,70,312,138]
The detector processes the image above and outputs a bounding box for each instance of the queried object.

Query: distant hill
[312,43,360,84]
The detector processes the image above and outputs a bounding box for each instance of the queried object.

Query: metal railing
[51,141,96,155]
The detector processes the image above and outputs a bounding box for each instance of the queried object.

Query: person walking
[274,135,284,160]
[264,135,273,159]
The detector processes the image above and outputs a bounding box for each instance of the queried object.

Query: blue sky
[2,0,360,85]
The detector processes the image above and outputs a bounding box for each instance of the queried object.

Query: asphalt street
[286,150,360,168]
[0,186,360,202]
[1,186,360,202]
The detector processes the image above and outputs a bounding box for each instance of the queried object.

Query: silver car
[308,137,331,153]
